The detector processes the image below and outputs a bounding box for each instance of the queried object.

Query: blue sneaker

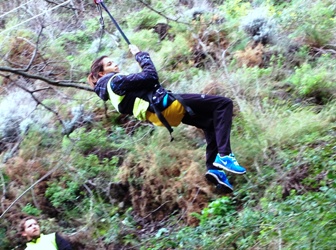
[205,169,233,193]
[213,153,246,174]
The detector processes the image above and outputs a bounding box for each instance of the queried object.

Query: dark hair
[87,55,108,88]
[19,216,38,233]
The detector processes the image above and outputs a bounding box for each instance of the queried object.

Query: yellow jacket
[25,233,57,250]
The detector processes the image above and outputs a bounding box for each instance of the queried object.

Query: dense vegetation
[0,0,335,249]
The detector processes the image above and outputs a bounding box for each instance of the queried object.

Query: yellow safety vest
[106,75,149,121]
[25,233,57,250]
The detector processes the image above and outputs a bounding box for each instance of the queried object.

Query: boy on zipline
[88,44,246,193]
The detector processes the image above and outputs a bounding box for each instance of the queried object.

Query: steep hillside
[0,0,335,249]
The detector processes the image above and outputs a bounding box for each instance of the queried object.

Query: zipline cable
[0,0,35,19]
[94,0,131,45]
[0,0,71,36]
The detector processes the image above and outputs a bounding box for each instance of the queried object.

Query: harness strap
[146,91,195,142]
[170,93,195,116]
[147,91,174,142]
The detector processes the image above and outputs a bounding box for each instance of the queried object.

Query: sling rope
[0,0,35,19]
[0,0,71,35]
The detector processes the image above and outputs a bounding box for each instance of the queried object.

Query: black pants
[180,94,233,170]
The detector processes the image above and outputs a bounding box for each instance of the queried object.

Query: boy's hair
[19,216,38,233]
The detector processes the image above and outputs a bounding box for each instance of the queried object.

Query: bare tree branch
[0,67,92,91]
[25,25,44,72]
[13,82,68,133]
[43,0,82,12]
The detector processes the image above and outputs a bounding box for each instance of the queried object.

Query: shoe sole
[213,162,246,175]
[205,172,233,193]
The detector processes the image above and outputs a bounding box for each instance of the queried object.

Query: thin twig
[176,187,200,225]
[13,82,68,133]
[137,0,191,25]
[143,201,170,219]
[0,170,7,212]
[23,25,44,72]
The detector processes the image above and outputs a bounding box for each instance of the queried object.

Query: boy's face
[22,219,41,240]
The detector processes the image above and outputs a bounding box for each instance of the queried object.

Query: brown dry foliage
[192,26,230,67]
[234,43,264,67]
[279,163,324,198]
[7,37,44,67]
[3,156,60,212]
[6,37,67,80]
[153,23,174,41]
[5,157,47,187]
[118,148,215,226]
[201,82,227,95]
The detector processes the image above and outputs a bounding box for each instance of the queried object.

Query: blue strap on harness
[162,93,169,108]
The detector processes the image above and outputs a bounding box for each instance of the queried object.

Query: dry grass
[117,135,216,225]
[234,43,264,67]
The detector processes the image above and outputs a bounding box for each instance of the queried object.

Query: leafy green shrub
[102,208,139,246]
[218,0,251,39]
[219,0,251,20]
[0,227,10,250]
[230,65,274,97]
[18,126,59,161]
[257,188,336,249]
[45,177,82,210]
[193,197,235,225]
[127,8,161,30]
[230,99,334,178]
[288,56,336,101]
[141,184,336,249]
[278,0,336,47]
[62,128,114,154]
[45,149,119,219]
[155,35,192,70]
[22,203,42,216]
[73,154,119,181]
[128,29,161,52]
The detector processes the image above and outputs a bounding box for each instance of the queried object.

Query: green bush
[278,0,336,47]
[193,196,235,226]
[62,128,113,154]
[45,177,83,210]
[0,228,10,249]
[288,56,336,100]
[128,29,161,52]
[22,203,42,216]
[218,0,252,39]
[127,8,161,30]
